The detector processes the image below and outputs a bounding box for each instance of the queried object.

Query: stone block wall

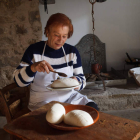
[0,0,42,88]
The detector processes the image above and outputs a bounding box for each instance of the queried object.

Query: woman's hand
[31,60,54,73]
[71,77,79,90]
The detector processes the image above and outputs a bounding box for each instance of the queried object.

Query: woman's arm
[13,45,36,87]
[13,45,54,87]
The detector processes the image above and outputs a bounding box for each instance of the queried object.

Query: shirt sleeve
[73,47,86,91]
[13,45,36,87]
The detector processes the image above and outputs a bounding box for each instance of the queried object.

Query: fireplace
[75,34,106,74]
[75,34,128,89]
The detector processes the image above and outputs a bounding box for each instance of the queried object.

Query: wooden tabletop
[4,101,140,140]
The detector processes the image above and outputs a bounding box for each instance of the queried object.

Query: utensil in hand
[50,70,67,77]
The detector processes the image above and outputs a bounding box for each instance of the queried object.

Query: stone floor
[81,73,140,111]
[0,116,10,140]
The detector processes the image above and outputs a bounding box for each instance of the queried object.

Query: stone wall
[0,0,42,88]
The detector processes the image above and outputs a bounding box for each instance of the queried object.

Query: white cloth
[129,67,140,85]
[29,44,93,111]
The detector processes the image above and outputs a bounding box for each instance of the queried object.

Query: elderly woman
[13,13,99,111]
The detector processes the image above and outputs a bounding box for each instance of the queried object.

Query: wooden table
[4,101,140,140]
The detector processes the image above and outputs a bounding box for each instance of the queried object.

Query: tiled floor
[1,108,140,140]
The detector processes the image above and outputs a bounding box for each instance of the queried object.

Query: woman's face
[46,25,69,50]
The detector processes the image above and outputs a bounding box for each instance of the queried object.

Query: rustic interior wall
[0,0,42,88]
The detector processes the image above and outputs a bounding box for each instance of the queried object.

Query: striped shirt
[13,41,86,91]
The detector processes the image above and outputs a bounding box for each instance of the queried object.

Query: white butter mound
[46,103,65,124]
[51,78,79,88]
[64,110,94,127]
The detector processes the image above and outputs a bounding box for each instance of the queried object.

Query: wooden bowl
[47,104,99,130]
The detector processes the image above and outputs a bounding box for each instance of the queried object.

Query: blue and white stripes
[13,41,86,91]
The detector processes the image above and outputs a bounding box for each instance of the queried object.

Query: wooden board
[4,101,140,140]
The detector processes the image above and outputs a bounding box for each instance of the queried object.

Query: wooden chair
[0,82,31,140]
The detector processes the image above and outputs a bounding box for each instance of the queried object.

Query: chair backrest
[0,83,30,123]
